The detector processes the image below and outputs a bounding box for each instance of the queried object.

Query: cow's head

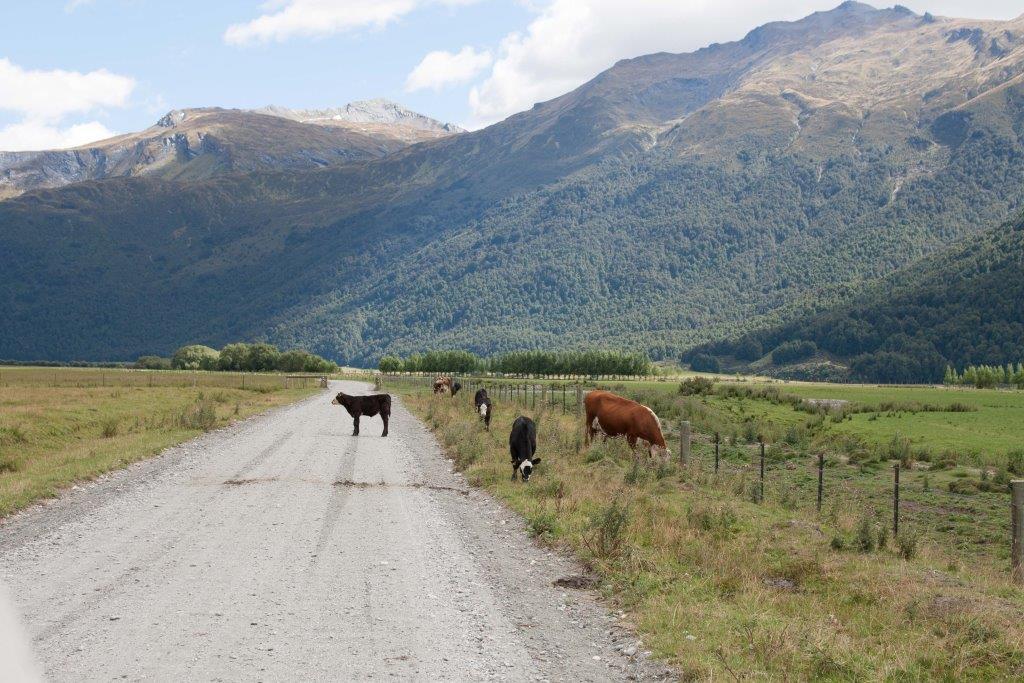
[479,402,488,417]
[650,444,671,462]
[518,457,541,482]
[331,392,346,406]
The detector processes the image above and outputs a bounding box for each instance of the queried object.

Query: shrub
[584,499,630,560]
[378,355,403,373]
[171,345,219,371]
[175,400,217,431]
[527,509,559,540]
[624,459,649,486]
[687,504,738,537]
[855,515,876,552]
[679,376,714,396]
[876,524,890,549]
[888,433,912,466]
[217,343,251,371]
[689,353,720,373]
[100,418,119,438]
[1007,450,1024,476]
[948,478,978,495]
[897,529,919,559]
[243,343,281,372]
[134,355,171,370]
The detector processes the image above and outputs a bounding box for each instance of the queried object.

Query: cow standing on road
[332,391,391,437]
[474,389,493,430]
[584,390,669,459]
[509,416,541,482]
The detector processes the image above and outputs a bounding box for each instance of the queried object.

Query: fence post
[714,432,720,473]
[562,386,566,414]
[817,453,825,513]
[679,420,690,465]
[759,439,766,503]
[531,384,536,410]
[1012,480,1024,583]
[893,462,901,537]
[575,386,583,417]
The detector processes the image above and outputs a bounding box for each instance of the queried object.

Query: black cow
[332,391,391,436]
[474,388,493,430]
[509,416,541,482]
[451,382,462,397]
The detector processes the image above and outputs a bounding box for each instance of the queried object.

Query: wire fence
[0,367,326,390]
[381,372,1024,578]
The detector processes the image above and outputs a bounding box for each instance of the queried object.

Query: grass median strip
[0,381,317,517]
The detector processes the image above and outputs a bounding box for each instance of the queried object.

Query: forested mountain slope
[3,3,1024,365]
[689,211,1024,383]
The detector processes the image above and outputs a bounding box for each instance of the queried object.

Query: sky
[0,1,1021,151]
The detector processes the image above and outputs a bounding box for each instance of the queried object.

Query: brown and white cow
[433,377,453,394]
[584,390,670,459]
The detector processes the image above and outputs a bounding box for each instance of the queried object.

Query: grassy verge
[394,380,1024,680]
[0,381,317,517]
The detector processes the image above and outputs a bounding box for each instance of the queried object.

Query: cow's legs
[352,415,360,436]
[510,464,518,481]
[627,434,638,451]
[381,412,389,437]
[584,409,596,445]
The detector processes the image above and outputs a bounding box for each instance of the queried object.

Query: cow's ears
[532,457,541,465]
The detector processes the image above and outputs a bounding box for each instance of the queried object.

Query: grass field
[419,373,1024,463]
[391,378,1024,680]
[0,368,319,517]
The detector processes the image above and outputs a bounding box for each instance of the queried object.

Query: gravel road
[1,382,673,682]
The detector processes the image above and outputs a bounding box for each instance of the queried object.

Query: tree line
[944,363,1024,389]
[378,349,652,378]
[138,343,338,374]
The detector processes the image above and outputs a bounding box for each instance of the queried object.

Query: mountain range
[0,99,460,199]
[2,2,1024,376]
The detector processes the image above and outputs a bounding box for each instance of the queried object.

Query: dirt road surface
[1,382,672,681]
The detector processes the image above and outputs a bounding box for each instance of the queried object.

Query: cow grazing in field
[332,391,391,437]
[432,377,462,397]
[474,388,492,429]
[584,390,669,459]
[509,416,541,482]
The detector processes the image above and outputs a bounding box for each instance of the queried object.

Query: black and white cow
[474,388,493,430]
[509,416,541,482]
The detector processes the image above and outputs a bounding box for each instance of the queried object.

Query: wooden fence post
[679,420,690,465]
[1012,480,1024,583]
[893,463,901,537]
[575,386,583,417]
[817,453,825,513]
[714,432,720,473]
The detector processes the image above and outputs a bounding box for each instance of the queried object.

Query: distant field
[392,379,1024,680]
[0,368,319,516]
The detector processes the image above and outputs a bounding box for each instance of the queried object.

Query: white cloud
[466,0,836,127]
[464,0,1024,128]
[0,120,117,152]
[0,58,135,122]
[225,0,479,45]
[406,46,492,92]
[0,58,135,151]
[64,0,94,11]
